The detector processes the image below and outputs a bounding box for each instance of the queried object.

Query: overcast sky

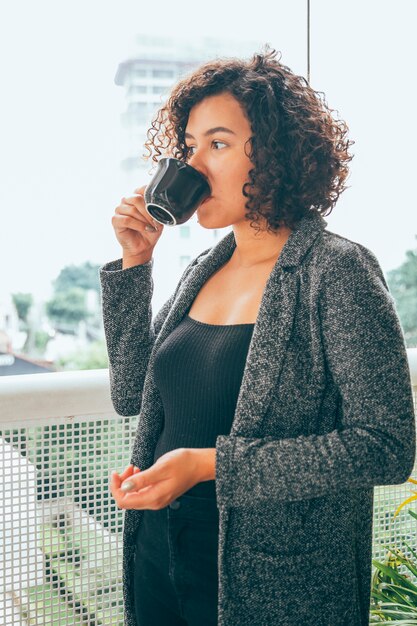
[1,0,416,305]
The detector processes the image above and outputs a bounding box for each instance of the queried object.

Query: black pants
[133,494,219,626]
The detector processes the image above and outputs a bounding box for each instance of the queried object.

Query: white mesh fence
[0,413,136,626]
[372,385,417,578]
[0,373,416,625]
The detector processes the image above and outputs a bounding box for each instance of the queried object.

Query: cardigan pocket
[228,544,359,626]
[226,491,354,561]
[236,549,360,626]
[226,499,315,559]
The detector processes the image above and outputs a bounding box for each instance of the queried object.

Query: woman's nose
[189,159,210,189]
[188,151,207,176]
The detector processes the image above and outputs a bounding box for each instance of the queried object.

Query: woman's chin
[197,216,226,229]
[196,203,229,229]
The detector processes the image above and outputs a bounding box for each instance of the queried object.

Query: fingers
[109,465,141,506]
[114,485,161,510]
[126,186,159,229]
[112,207,159,235]
[110,469,159,510]
[119,464,135,480]
[111,464,139,483]
[110,470,122,493]
[117,484,162,510]
[120,463,160,492]
[109,462,177,510]
[114,195,160,233]
[126,194,159,230]
[122,194,145,208]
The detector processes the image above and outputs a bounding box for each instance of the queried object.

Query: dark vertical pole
[307,0,311,84]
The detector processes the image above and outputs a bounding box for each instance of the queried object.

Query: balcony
[1,351,417,625]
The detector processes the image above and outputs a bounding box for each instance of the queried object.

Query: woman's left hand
[109,448,210,510]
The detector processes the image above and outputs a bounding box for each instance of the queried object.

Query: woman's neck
[230,222,293,269]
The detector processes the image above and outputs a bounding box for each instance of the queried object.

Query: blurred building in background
[114,35,263,312]
[114,33,261,181]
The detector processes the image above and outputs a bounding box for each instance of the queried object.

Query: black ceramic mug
[144,157,211,226]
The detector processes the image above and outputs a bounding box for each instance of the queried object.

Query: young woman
[100,47,416,626]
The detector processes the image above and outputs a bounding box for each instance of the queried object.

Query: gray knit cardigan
[99,211,416,626]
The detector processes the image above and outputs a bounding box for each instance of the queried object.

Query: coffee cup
[144,157,211,226]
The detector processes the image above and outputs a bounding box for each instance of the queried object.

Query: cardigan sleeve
[215,245,416,507]
[99,254,204,417]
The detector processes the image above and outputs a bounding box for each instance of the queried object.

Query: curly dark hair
[143,45,354,232]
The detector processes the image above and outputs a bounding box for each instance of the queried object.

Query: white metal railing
[0,350,417,625]
[0,369,135,626]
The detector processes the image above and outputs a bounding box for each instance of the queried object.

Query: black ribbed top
[152,313,255,498]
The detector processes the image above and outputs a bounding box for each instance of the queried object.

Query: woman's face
[184,92,256,229]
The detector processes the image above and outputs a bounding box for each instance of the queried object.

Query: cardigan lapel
[150,211,328,435]
[231,211,328,435]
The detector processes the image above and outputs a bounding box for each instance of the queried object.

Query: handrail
[0,368,115,423]
[0,348,416,424]
[409,347,417,386]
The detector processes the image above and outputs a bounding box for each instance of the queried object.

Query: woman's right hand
[112,184,164,260]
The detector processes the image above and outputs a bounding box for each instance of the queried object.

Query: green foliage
[386,241,417,348]
[34,330,52,353]
[52,261,101,295]
[46,288,89,327]
[45,261,103,337]
[56,340,109,371]
[12,292,33,323]
[370,507,417,622]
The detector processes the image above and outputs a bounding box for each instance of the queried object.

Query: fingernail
[145,224,157,232]
[120,480,135,492]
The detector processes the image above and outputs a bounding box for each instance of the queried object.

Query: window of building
[180,225,190,238]
[152,69,174,78]
[152,85,168,94]
[180,255,191,268]
[127,102,147,115]
[133,68,147,77]
[122,101,158,127]
[128,85,147,95]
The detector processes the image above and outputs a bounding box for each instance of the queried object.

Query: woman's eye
[212,141,227,149]
[186,141,227,156]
